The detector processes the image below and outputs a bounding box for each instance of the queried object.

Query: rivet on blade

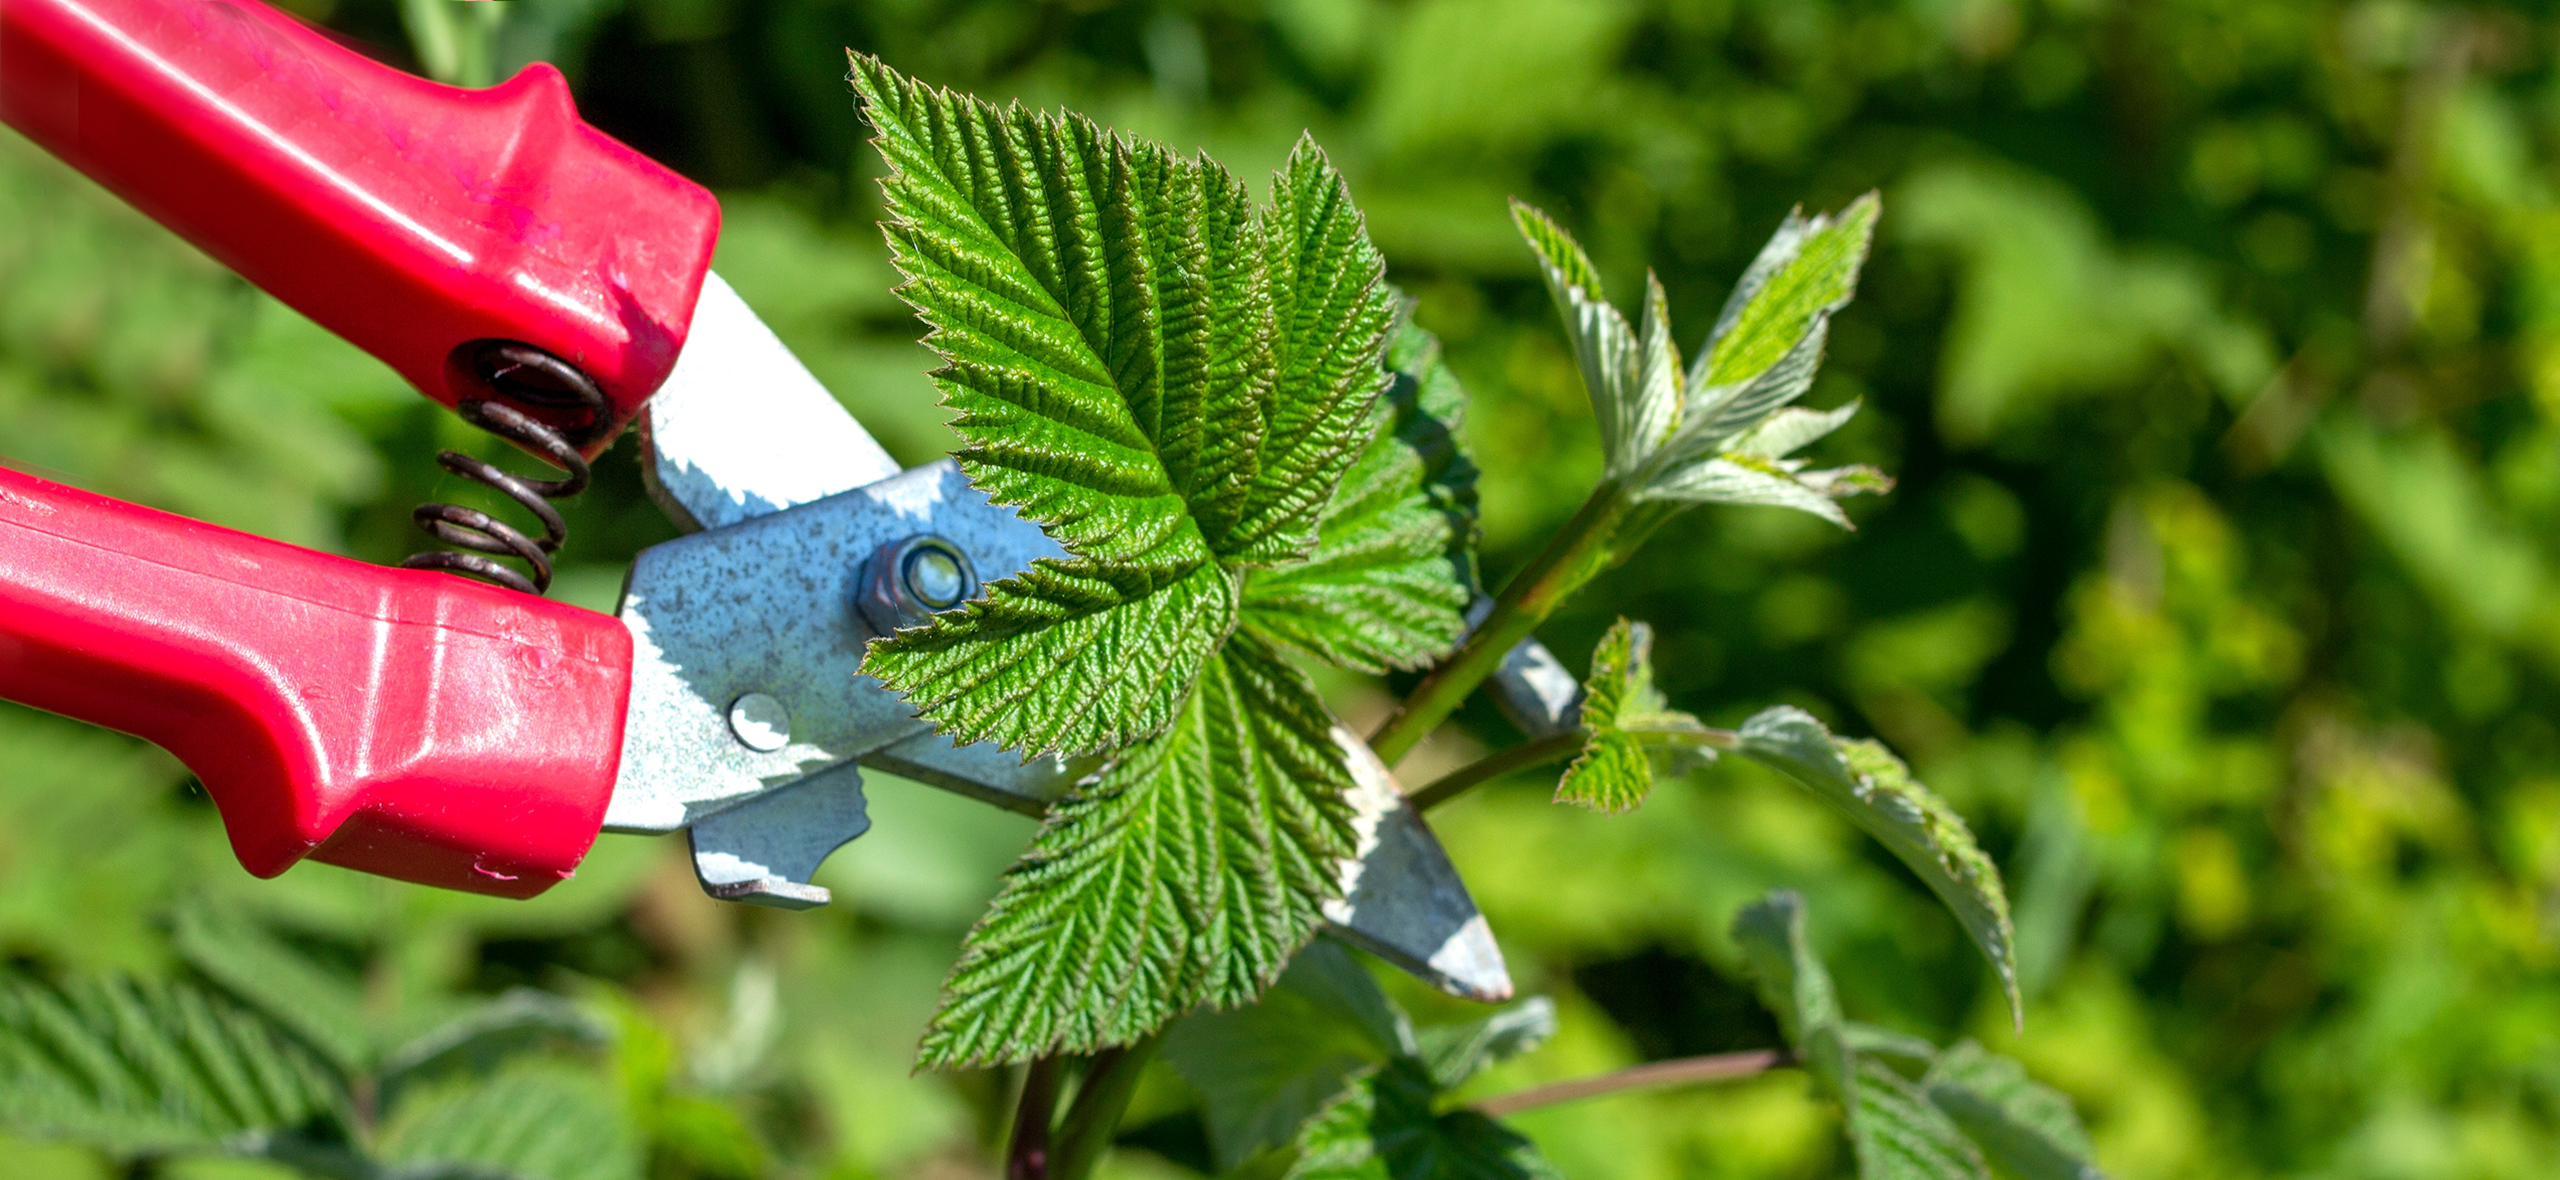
[727,692,791,752]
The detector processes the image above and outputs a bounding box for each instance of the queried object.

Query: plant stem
[1049,1034,1161,1180]
[1372,482,1634,766]
[1007,1055,1066,1180]
[1409,729,1585,811]
[1408,721,1737,812]
[1471,1049,1792,1118]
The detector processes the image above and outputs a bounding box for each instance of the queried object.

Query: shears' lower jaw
[1325,729,1514,1002]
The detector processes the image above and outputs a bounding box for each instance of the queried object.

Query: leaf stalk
[1371,481,1636,766]
[1469,1048,1792,1118]
[1409,729,1587,810]
[1049,1034,1161,1180]
[1409,724,1737,812]
[1006,1055,1066,1180]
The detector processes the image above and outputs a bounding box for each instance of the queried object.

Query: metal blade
[1325,727,1514,1001]
[1466,598,1582,739]
[603,460,1066,833]
[639,271,900,532]
[687,761,870,910]
[863,728,1076,815]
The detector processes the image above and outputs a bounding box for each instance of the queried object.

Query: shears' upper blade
[640,272,900,531]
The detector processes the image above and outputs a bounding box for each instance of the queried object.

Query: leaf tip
[842,49,899,109]
[1840,188,1884,232]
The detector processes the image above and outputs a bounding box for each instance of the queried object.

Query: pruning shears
[0,0,1514,1001]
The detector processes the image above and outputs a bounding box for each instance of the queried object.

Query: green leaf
[1511,196,1889,526]
[1734,707,2021,1024]
[1164,940,1413,1171]
[1243,294,1480,673]
[1693,194,1881,391]
[1169,943,1564,1172]
[1661,196,1876,467]
[917,633,1360,1067]
[1734,894,1992,1180]
[1510,200,1681,478]
[1286,1057,1562,1180]
[377,990,611,1112]
[864,560,1239,758]
[1842,1022,1942,1065]
[1924,1041,2106,1180]
[1414,996,1555,1089]
[1554,618,1716,812]
[851,55,1393,756]
[1732,401,1862,461]
[1731,891,1850,1097]
[1509,199,1607,310]
[377,1061,641,1180]
[1663,199,1882,522]
[171,902,373,1077]
[1641,453,1893,529]
[1850,1056,1992,1180]
[1233,137,1404,564]
[0,972,345,1154]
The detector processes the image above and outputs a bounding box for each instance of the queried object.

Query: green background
[5,0,2557,1175]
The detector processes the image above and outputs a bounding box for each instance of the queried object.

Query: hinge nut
[858,535,978,635]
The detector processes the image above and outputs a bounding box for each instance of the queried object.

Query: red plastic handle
[0,466,632,897]
[0,0,719,450]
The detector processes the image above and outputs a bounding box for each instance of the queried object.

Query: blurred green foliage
[7,0,2560,1176]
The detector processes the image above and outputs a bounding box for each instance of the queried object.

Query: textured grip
[0,466,632,897]
[0,0,720,451]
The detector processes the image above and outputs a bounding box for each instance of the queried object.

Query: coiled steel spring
[400,342,607,596]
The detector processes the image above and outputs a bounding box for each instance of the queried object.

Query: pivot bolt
[858,535,978,635]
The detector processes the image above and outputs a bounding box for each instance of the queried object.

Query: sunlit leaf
[1511,196,1887,526]
[851,54,1392,756]
[1642,453,1891,527]
[917,634,1359,1067]
[1509,199,1607,311]
[1734,708,2021,1024]
[1243,293,1480,672]
[1510,200,1680,478]
[1235,144,1405,565]
[1645,191,1888,521]
[1554,618,1715,812]
[1693,194,1880,391]
[1732,401,1862,461]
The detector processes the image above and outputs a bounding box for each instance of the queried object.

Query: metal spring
[400,342,608,596]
